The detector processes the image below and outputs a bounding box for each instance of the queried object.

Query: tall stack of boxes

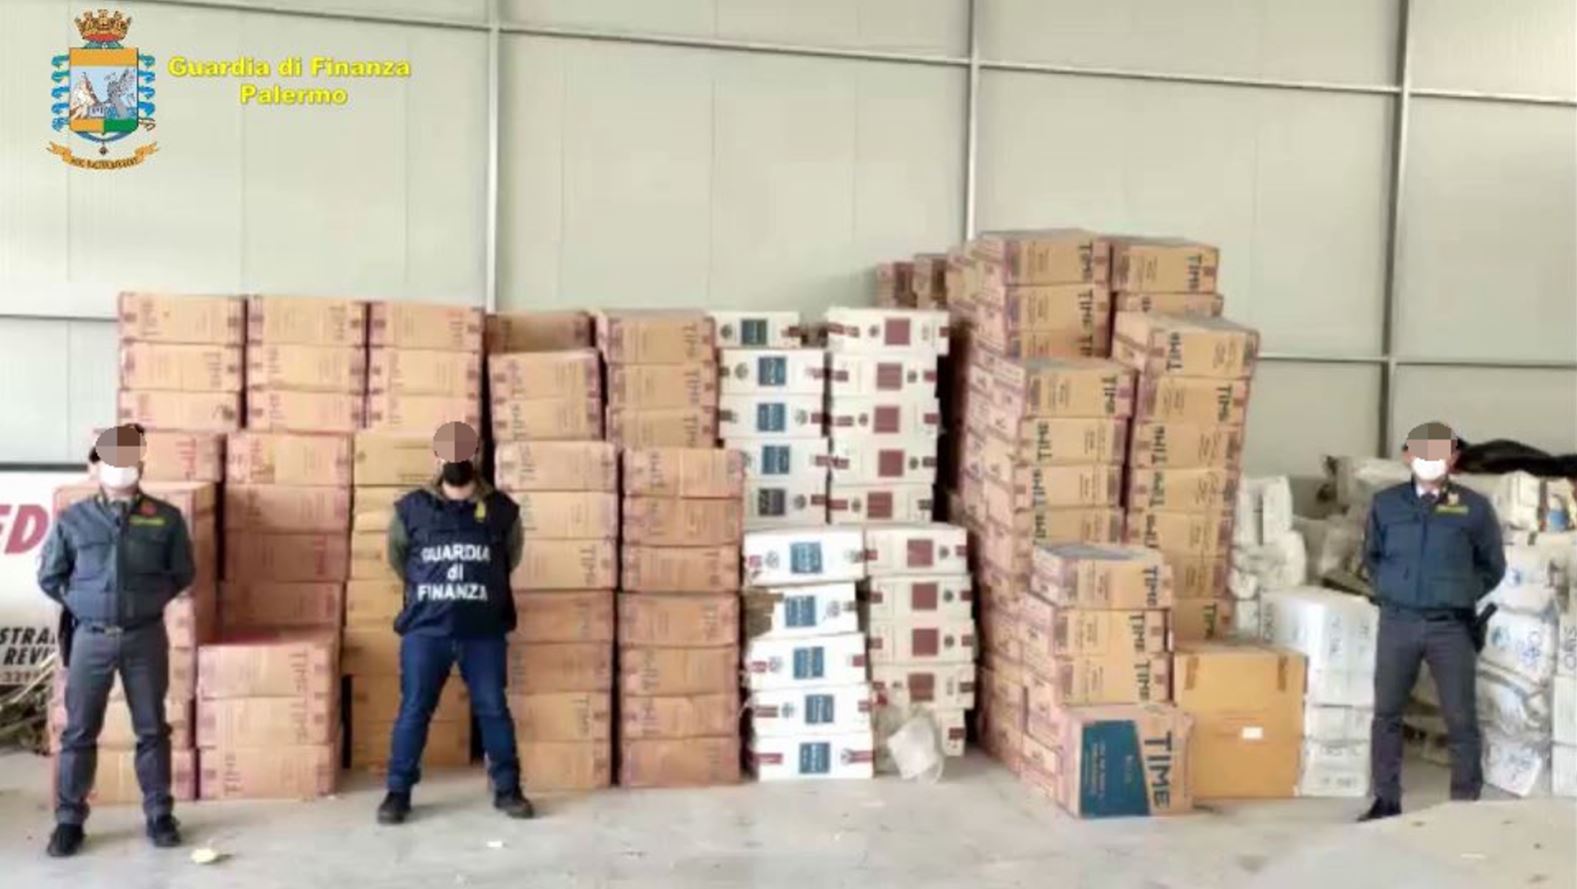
[599,311,718,449]
[484,311,594,356]
[364,302,484,435]
[617,448,745,788]
[244,296,366,434]
[743,526,875,780]
[488,346,602,443]
[115,292,244,436]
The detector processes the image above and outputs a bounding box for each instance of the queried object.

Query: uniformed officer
[38,424,194,857]
[1361,421,1506,821]
[377,422,533,824]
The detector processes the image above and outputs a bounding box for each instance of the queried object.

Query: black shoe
[147,815,181,848]
[46,824,84,858]
[493,788,535,820]
[377,791,411,825]
[1357,798,1401,822]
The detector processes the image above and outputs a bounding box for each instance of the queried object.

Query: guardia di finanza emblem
[49,8,158,169]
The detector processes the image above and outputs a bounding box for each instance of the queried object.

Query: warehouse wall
[0,0,1572,472]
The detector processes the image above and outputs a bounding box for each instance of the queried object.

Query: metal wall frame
[134,0,1577,456]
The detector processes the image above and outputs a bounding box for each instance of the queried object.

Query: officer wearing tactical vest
[39,424,194,858]
[1360,421,1506,821]
[377,422,533,824]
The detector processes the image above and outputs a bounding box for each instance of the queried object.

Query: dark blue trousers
[386,633,519,794]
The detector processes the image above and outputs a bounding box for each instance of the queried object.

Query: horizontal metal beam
[497,23,969,67]
[978,58,1401,97]
[1259,352,1386,365]
[134,0,488,30]
[1413,87,1577,108]
[1392,356,1577,371]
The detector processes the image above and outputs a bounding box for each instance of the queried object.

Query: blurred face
[1404,437,1454,483]
[95,425,146,493]
[433,422,480,492]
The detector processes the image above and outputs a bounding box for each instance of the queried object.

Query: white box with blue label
[719,394,827,439]
[743,527,866,586]
[829,436,937,485]
[864,574,973,624]
[828,397,941,440]
[744,632,868,691]
[828,353,939,400]
[744,477,827,528]
[827,483,935,525]
[748,683,872,736]
[709,310,805,349]
[825,308,949,356]
[871,662,976,710]
[744,582,859,640]
[864,524,969,577]
[720,349,826,395]
[728,436,830,479]
[748,731,876,781]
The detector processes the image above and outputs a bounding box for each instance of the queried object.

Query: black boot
[493,787,535,820]
[1357,798,1401,822]
[147,815,181,848]
[377,791,412,825]
[46,824,84,858]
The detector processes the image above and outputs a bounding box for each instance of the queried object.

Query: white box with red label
[870,662,977,710]
[828,353,939,399]
[709,310,805,349]
[863,523,968,576]
[719,394,827,439]
[827,483,934,525]
[829,436,937,485]
[828,397,940,440]
[744,633,868,691]
[744,527,866,586]
[864,574,973,624]
[719,348,825,395]
[749,731,875,781]
[744,477,828,528]
[748,683,872,737]
[825,308,949,356]
[866,616,975,665]
[747,582,859,640]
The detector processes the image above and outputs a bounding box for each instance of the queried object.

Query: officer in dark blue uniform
[377,422,532,824]
[1361,421,1505,821]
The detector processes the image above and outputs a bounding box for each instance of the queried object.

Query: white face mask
[1412,458,1448,482]
[99,463,141,491]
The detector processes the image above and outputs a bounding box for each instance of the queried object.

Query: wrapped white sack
[1234,479,1266,548]
[1228,566,1261,602]
[1298,740,1370,798]
[1260,476,1295,541]
[1559,610,1577,679]
[1232,597,1262,638]
[1554,744,1577,798]
[1303,704,1371,743]
[1480,608,1558,686]
[1483,730,1551,798]
[1296,515,1364,580]
[1486,541,1566,616]
[1492,471,1544,532]
[1413,662,1550,739]
[1556,674,1576,746]
[1261,587,1378,675]
[1327,456,1409,515]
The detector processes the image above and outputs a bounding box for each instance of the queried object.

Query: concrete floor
[0,750,1571,889]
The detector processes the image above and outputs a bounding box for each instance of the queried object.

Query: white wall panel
[221,0,488,21]
[1398,100,1577,361]
[1243,361,1381,479]
[498,36,566,306]
[1412,0,1577,99]
[1395,367,1577,454]
[977,73,1389,354]
[980,0,1398,86]
[67,320,118,449]
[0,320,73,463]
[0,0,70,312]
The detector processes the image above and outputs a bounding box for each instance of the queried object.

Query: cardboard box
[197,631,338,699]
[1113,313,1259,380]
[246,389,363,433]
[622,737,741,787]
[367,302,483,352]
[621,691,740,739]
[66,748,197,803]
[365,392,481,434]
[622,497,744,546]
[489,350,599,403]
[1114,292,1224,317]
[617,593,739,648]
[224,485,350,532]
[990,358,1135,419]
[196,696,337,748]
[350,719,468,770]
[1111,237,1220,293]
[247,296,366,346]
[744,478,827,527]
[966,414,1126,466]
[742,583,859,640]
[512,540,617,590]
[352,486,404,533]
[119,342,243,392]
[118,292,244,345]
[1030,543,1173,609]
[508,642,613,692]
[1259,588,1379,679]
[246,344,367,393]
[605,363,719,409]
[1125,510,1234,558]
[864,524,968,576]
[344,580,404,628]
[1020,602,1169,659]
[491,396,603,441]
[749,733,873,781]
[875,261,914,306]
[863,575,972,624]
[492,441,617,493]
[130,430,225,482]
[742,527,866,586]
[485,311,591,354]
[824,308,950,355]
[972,287,1111,359]
[867,617,974,665]
[744,633,867,691]
[596,310,716,364]
[350,531,400,583]
[1134,374,1252,426]
[1126,466,1240,513]
[718,394,826,439]
[983,510,1126,569]
[340,627,401,676]
[117,389,240,432]
[605,406,718,448]
[370,348,483,398]
[1173,597,1235,642]
[709,310,805,348]
[226,532,350,582]
[1127,421,1244,469]
[719,348,825,396]
[522,740,613,792]
[1030,702,1192,817]
[981,464,1123,513]
[620,645,739,696]
[620,545,740,593]
[829,437,936,485]
[827,482,935,525]
[220,581,345,632]
[1175,643,1305,799]
[227,432,352,486]
[827,397,939,439]
[164,586,218,648]
[622,448,746,499]
[200,742,338,799]
[516,492,619,539]
[827,353,941,404]
[750,684,872,736]
[1297,739,1370,798]
[971,229,1111,285]
[352,675,468,724]
[510,691,612,741]
[1030,654,1172,706]
[515,590,615,643]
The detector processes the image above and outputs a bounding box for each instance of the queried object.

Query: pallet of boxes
[619,448,745,788]
[599,310,718,450]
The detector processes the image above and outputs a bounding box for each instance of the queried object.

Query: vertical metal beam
[484,0,502,313]
[962,0,981,240]
[1378,0,1415,456]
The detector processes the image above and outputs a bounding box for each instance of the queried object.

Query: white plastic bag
[885,713,945,783]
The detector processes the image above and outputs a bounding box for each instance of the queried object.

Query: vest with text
[393,489,518,638]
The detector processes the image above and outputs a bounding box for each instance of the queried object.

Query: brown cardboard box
[514,590,615,643]
[247,389,363,433]
[619,646,738,696]
[985,509,1125,555]
[1114,292,1224,317]
[225,485,350,532]
[246,344,367,393]
[119,342,243,392]
[117,389,240,432]
[965,412,1127,465]
[876,260,915,306]
[1027,653,1172,707]
[165,586,219,648]
[1127,421,1245,469]
[1028,701,1192,817]
[521,740,612,792]
[352,675,468,724]
[620,691,739,740]
[620,737,741,788]
[1111,237,1219,293]
[516,492,619,539]
[990,358,1136,419]
[1134,375,1252,426]
[368,302,484,352]
[364,392,481,434]
[605,407,719,448]
[512,540,617,590]
[53,480,217,521]
[507,642,613,692]
[221,581,345,632]
[987,720,1025,774]
[981,465,1123,513]
[350,531,399,582]
[133,430,225,482]
[489,350,600,402]
[622,448,746,499]
[606,363,720,408]
[1175,642,1305,798]
[510,691,612,741]
[1124,509,1234,559]
[1172,597,1235,642]
[1113,313,1258,380]
[1018,600,1170,658]
[617,594,739,648]
[491,397,603,441]
[344,580,404,627]
[1161,553,1231,601]
[621,545,740,593]
[247,295,366,346]
[199,742,338,799]
[118,292,244,345]
[972,288,1111,359]
[1126,467,1240,513]
[353,432,434,487]
[340,627,401,676]
[596,311,716,364]
[493,441,618,492]
[1030,543,1173,610]
[196,696,337,748]
[972,229,1111,285]
[226,432,353,486]
[485,311,592,354]
[912,252,948,303]
[197,631,338,699]
[66,748,197,803]
[352,486,404,533]
[622,497,744,546]
[351,719,468,769]
[226,532,350,582]
[369,348,483,398]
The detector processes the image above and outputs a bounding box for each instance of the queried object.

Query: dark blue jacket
[390,487,520,638]
[1364,482,1506,612]
[38,493,195,627]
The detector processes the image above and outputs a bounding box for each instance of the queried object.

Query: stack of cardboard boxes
[599,311,718,449]
[364,302,484,435]
[488,347,602,443]
[244,296,366,434]
[115,292,244,436]
[743,526,874,780]
[874,261,913,308]
[485,311,594,356]
[965,229,1112,363]
[617,448,744,788]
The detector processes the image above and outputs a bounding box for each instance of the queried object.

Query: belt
[78,618,161,635]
